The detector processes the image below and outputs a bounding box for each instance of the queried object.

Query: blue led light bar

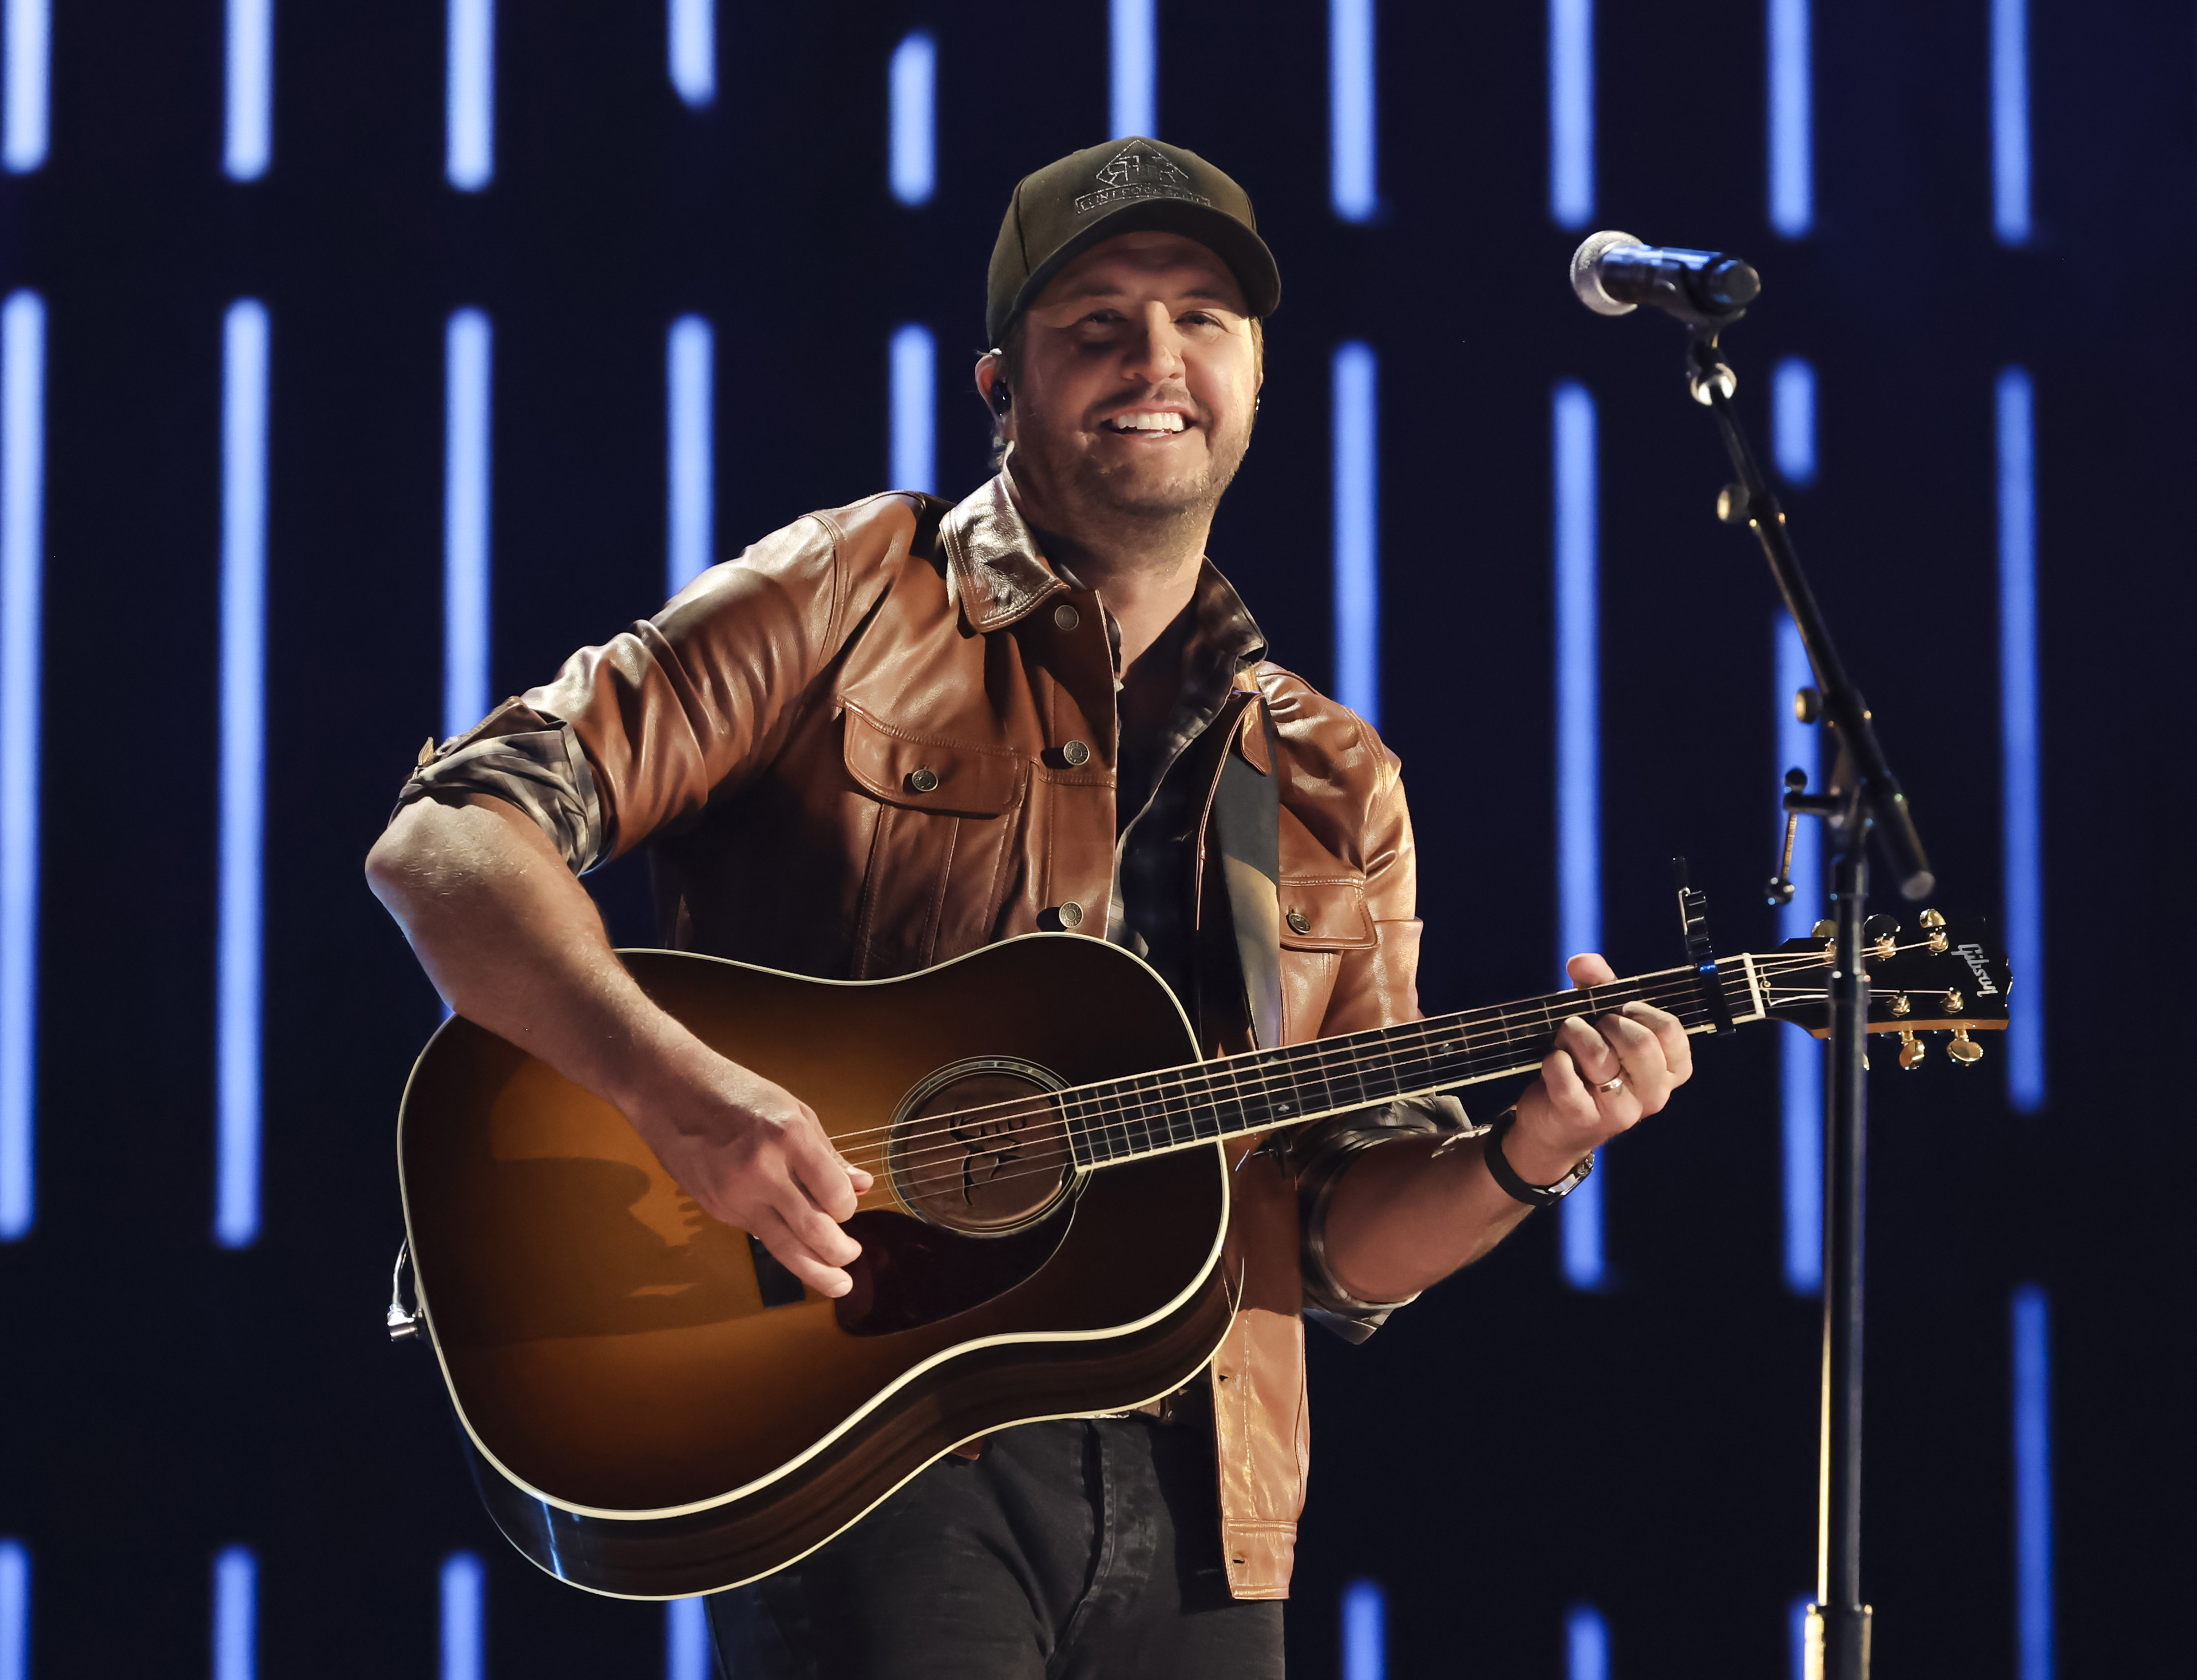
[1547,0,1593,228]
[444,310,492,741]
[1778,613,1823,1293]
[1767,0,1811,236]
[1997,367,2042,1112]
[216,300,268,1251]
[224,0,272,180]
[889,32,936,207]
[1110,0,1155,139]
[0,1539,25,1680]
[1772,358,1816,487]
[446,0,494,191]
[2010,1284,2054,1680]
[1992,0,2030,244]
[2,0,48,173]
[666,1597,710,1680]
[1332,342,1380,727]
[668,0,714,109]
[1553,380,1602,1290]
[1567,1603,1609,1680]
[441,1552,484,1680]
[1788,1593,1812,1680]
[1341,1579,1384,1680]
[213,1546,257,1680]
[0,292,42,1244]
[889,324,936,497]
[666,316,714,597]
[1329,0,1377,221]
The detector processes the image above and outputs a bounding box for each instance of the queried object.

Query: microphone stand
[1677,326,1937,1680]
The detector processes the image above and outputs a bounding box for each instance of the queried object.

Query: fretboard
[1061,957,1768,1168]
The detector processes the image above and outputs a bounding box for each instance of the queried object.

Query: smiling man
[367,138,1692,1679]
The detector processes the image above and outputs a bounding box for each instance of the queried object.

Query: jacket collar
[940,467,1069,632]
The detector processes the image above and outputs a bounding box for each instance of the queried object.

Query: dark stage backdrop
[1,2,2191,1675]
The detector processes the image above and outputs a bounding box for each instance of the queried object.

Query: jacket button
[1062,740,1090,766]
[1052,603,1080,631]
[906,767,940,794]
[1058,901,1083,928]
[1286,909,1312,935]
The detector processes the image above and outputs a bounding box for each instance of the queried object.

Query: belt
[949,1374,1210,1460]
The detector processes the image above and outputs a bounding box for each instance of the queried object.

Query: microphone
[1571,231,1761,324]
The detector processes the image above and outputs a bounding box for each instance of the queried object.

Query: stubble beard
[1015,410,1254,569]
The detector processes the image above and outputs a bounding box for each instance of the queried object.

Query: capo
[1672,857,1735,1035]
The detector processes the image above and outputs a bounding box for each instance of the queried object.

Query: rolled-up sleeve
[388,506,878,871]
[394,705,607,873]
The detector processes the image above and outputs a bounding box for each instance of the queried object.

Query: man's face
[993,231,1260,533]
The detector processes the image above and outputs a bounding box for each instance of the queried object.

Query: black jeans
[706,1417,1285,1679]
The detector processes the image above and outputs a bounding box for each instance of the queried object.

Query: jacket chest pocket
[1276,875,1376,1043]
[841,702,1028,976]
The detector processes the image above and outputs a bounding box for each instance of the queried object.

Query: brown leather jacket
[414,476,1437,1598]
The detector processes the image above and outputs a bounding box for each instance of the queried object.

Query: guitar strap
[1208,692,1284,1052]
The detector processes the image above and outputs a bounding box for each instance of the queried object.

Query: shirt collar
[939,467,1270,674]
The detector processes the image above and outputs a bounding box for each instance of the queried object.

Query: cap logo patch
[1073,143,1212,216]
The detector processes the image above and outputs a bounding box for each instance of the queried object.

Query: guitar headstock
[1756,911,2011,1070]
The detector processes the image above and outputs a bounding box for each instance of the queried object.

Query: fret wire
[1053,964,1756,1167]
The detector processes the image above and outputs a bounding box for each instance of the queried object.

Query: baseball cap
[985,138,1282,347]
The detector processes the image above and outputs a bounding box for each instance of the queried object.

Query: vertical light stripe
[441,1552,484,1680]
[446,0,494,191]
[1566,1603,1609,1680]
[1547,0,1593,228]
[889,324,936,496]
[213,1547,257,1680]
[0,292,41,1243]
[216,300,268,1252]
[0,1539,25,1680]
[2,0,48,173]
[2010,1284,2054,1680]
[666,1596,710,1680]
[444,310,492,741]
[1778,615,1823,1294]
[1991,0,2030,244]
[667,0,714,109]
[1997,367,2043,1112]
[1772,358,1816,486]
[666,315,714,597]
[1110,0,1155,139]
[888,31,936,207]
[224,0,273,180]
[1767,0,1811,236]
[1341,1579,1384,1680]
[1329,0,1376,221]
[1553,380,1602,1290]
[1788,1594,1813,1680]
[1332,342,1379,727]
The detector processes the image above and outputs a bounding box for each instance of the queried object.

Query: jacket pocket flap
[842,702,1026,815]
[1277,877,1376,951]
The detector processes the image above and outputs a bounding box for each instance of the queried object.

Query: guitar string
[828,947,1967,1184]
[815,941,1951,1171]
[873,982,1984,1203]
[801,944,1878,1166]
[862,961,1982,1195]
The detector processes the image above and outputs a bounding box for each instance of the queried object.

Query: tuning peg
[1890,991,1911,1017]
[1947,1029,1983,1066]
[1862,914,1899,958]
[1810,920,1834,938]
[1919,908,1949,953]
[1943,989,1965,1015]
[1898,1029,1926,1070]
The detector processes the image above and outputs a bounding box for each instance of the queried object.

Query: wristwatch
[1481,1107,1595,1208]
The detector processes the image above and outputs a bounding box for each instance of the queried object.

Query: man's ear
[975,353,1006,411]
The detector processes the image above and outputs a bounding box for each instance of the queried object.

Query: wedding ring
[1595,1074,1625,1095]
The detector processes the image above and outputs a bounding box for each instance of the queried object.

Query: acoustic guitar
[393,914,2009,1598]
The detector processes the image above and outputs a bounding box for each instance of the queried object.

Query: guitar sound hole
[887,1060,1078,1236]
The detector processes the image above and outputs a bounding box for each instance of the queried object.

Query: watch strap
[1482,1108,1595,1208]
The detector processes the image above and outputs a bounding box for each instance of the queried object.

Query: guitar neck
[1064,957,1768,1168]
